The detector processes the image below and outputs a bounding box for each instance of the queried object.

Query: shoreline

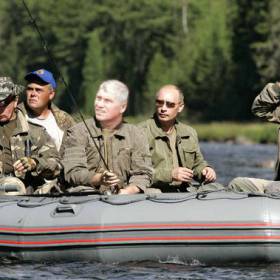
[193,122,278,144]
[125,116,278,144]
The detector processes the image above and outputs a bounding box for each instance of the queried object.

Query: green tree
[230,0,269,120]
[171,0,234,120]
[253,0,280,83]
[144,52,176,114]
[81,30,105,115]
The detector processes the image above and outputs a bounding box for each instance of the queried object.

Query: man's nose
[29,89,37,96]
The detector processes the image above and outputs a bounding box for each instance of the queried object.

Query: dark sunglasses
[0,94,16,108]
[155,99,179,109]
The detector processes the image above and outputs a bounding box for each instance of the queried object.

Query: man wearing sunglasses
[139,84,222,193]
[0,77,61,195]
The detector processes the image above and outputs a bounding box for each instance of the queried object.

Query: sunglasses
[155,99,179,109]
[0,94,16,108]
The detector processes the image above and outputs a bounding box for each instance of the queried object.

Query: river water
[0,142,279,279]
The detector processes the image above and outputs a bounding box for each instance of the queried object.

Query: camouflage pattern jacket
[0,107,61,187]
[139,116,209,191]
[252,82,280,180]
[18,102,75,151]
[62,118,153,192]
[18,102,75,132]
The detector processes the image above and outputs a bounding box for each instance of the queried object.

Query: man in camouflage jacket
[21,69,75,153]
[63,80,153,194]
[0,77,61,195]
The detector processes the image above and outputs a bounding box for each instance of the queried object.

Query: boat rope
[100,195,146,205]
[147,193,197,203]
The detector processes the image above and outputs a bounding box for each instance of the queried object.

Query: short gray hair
[97,80,129,103]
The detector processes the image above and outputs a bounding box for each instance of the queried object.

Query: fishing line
[21,0,109,170]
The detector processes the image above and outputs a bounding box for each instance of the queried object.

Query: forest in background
[0,0,279,122]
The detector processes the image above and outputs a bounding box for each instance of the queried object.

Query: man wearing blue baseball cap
[18,69,75,152]
[0,76,62,195]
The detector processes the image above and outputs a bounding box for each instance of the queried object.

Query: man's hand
[118,185,140,195]
[172,167,193,182]
[101,171,120,187]
[202,167,216,183]
[13,157,36,175]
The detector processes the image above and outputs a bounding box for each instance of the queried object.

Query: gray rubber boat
[0,191,279,264]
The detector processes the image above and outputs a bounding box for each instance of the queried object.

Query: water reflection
[200,142,277,185]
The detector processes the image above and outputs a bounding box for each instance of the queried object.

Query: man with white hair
[62,80,153,194]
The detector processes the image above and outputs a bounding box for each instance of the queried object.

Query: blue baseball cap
[24,69,57,89]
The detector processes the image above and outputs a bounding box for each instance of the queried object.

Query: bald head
[156,85,184,103]
[155,84,184,127]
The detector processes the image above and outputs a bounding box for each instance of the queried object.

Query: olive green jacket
[252,82,280,180]
[62,118,153,192]
[0,107,61,187]
[139,116,209,190]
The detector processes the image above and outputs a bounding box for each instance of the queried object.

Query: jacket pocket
[118,147,131,163]
[182,147,196,169]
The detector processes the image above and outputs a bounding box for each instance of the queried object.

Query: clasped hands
[13,157,37,175]
[100,170,120,187]
[95,171,140,194]
[172,166,216,183]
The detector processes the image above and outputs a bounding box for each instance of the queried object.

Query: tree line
[0,0,278,121]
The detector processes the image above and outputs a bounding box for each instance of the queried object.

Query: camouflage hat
[0,77,24,101]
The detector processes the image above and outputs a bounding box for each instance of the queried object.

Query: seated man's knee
[228,177,267,193]
[228,177,245,191]
[264,181,280,193]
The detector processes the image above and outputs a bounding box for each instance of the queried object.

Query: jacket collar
[12,107,29,136]
[151,114,190,138]
[92,117,126,138]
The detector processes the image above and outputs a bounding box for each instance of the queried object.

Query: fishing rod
[21,0,109,171]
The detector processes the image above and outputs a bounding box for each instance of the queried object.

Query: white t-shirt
[27,112,64,151]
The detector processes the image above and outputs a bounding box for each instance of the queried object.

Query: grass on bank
[192,122,277,144]
[125,116,278,144]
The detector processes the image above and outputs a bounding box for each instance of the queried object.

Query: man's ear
[178,103,184,113]
[120,102,127,114]
[49,90,55,101]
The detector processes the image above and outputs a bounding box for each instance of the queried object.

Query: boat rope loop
[249,192,280,199]
[147,193,197,203]
[100,194,146,205]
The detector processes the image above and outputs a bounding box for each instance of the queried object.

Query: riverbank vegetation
[192,122,277,144]
[125,115,278,144]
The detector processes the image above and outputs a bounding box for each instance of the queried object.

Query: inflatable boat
[0,190,280,264]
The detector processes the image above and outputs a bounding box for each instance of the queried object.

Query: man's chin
[95,116,107,122]
[158,116,169,121]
